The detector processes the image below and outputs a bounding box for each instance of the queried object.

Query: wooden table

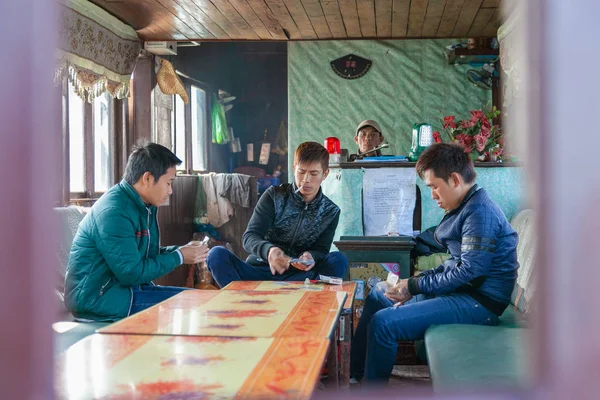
[55,333,329,399]
[98,289,346,339]
[223,281,358,390]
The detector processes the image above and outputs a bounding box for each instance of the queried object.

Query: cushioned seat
[425,324,531,392]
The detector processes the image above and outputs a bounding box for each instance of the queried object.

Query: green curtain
[212,94,229,144]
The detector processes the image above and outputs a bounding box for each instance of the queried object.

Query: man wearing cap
[355,120,385,157]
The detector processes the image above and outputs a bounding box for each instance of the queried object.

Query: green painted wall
[288,39,491,174]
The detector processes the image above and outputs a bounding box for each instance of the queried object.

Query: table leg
[338,313,352,390]
[327,325,339,389]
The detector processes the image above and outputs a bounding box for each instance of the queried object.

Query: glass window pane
[94,93,112,192]
[68,82,85,193]
[174,94,186,170]
[191,86,207,171]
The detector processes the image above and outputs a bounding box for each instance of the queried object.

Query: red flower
[480,124,491,139]
[460,119,475,129]
[454,134,473,153]
[474,134,487,152]
[433,131,442,143]
[443,116,457,129]
[470,110,485,122]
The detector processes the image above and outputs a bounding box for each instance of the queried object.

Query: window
[63,81,116,200]
[170,83,210,173]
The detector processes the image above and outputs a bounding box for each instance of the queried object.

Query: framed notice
[247,143,254,162]
[259,142,271,165]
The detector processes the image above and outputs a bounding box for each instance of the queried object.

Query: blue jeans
[129,285,189,315]
[206,246,348,288]
[350,285,499,385]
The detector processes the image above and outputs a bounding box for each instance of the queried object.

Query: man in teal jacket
[64,142,208,321]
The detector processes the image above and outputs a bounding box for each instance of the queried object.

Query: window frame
[61,77,121,204]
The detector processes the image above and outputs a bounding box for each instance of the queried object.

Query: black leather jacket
[243,183,340,265]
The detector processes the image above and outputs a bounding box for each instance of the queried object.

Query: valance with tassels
[54,0,141,103]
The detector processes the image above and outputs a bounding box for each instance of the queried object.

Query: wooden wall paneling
[245,0,289,39]
[436,0,466,36]
[374,0,392,37]
[189,0,246,39]
[90,1,155,32]
[482,8,501,36]
[281,0,319,39]
[141,0,194,40]
[391,0,410,37]
[421,0,446,37]
[173,0,231,39]
[452,0,483,36]
[129,55,154,147]
[262,0,303,39]
[208,0,261,39]
[407,0,428,37]
[338,0,362,37]
[320,0,348,38]
[299,0,333,39]
[156,0,216,38]
[467,6,495,35]
[356,0,377,37]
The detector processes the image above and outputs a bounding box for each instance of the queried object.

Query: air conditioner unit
[144,41,177,56]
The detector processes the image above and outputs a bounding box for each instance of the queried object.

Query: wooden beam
[190,0,246,39]
[208,0,261,39]
[422,0,447,37]
[263,0,303,39]
[437,0,466,37]
[299,0,333,38]
[467,6,494,35]
[375,0,393,37]
[338,0,362,37]
[246,0,288,39]
[321,0,348,38]
[452,0,484,36]
[407,0,428,37]
[391,0,410,37]
[281,0,318,39]
[173,0,231,39]
[357,0,376,37]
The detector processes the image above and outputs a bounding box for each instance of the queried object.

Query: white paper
[247,143,254,162]
[362,168,416,236]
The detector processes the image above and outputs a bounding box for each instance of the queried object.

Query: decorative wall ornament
[330,54,372,79]
[54,0,141,103]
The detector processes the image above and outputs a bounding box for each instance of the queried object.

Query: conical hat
[156,59,189,104]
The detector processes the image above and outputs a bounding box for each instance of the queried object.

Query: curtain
[54,0,141,103]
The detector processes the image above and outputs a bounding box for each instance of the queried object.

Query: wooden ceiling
[91,0,505,41]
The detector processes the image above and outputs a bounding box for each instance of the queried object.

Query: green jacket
[64,181,182,321]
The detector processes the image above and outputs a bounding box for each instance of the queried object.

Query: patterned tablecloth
[98,289,346,339]
[55,333,328,399]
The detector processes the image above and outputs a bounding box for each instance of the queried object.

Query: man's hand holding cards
[290,252,315,271]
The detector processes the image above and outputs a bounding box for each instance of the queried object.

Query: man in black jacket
[206,142,348,288]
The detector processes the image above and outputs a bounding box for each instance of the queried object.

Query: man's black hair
[123,141,182,185]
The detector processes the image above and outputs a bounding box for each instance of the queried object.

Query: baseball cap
[355,120,383,136]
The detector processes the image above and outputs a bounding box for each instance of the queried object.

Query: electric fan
[466,63,495,90]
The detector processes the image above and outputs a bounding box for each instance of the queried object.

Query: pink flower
[480,124,491,139]
[433,131,442,143]
[460,120,475,129]
[474,134,487,152]
[443,116,457,129]
[470,110,485,122]
[455,134,473,153]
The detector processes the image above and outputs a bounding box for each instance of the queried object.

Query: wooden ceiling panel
[300,0,333,39]
[375,0,393,37]
[91,0,505,40]
[357,0,377,38]
[436,0,467,37]
[452,0,483,36]
[262,0,303,39]
[407,0,428,37]
[338,0,362,38]
[245,0,288,39]
[467,6,495,36]
[173,0,230,39]
[391,0,410,37]
[421,0,447,37]
[281,0,319,39]
[320,1,348,38]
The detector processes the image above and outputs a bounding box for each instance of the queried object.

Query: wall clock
[330,54,372,79]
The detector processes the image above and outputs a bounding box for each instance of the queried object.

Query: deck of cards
[386,271,399,287]
[317,274,343,285]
